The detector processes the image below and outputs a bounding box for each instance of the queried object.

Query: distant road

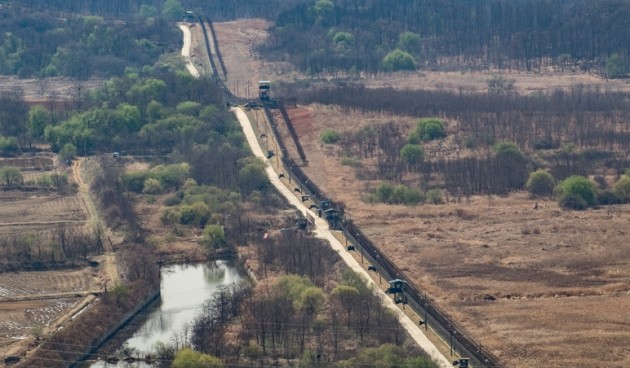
[178,24,200,78]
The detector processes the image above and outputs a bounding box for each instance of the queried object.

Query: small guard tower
[259,80,271,101]
[387,279,408,304]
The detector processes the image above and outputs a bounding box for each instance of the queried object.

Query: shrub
[0,136,19,155]
[143,178,163,194]
[400,144,424,165]
[122,171,153,193]
[426,188,444,204]
[0,166,23,187]
[417,118,446,141]
[555,175,597,210]
[597,190,621,205]
[59,143,77,162]
[381,49,417,72]
[612,175,630,203]
[494,141,521,156]
[526,169,555,196]
[163,196,182,206]
[341,156,361,168]
[558,192,588,210]
[373,182,424,205]
[320,129,341,144]
[202,224,226,249]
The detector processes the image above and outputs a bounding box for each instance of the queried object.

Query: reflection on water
[88,260,243,367]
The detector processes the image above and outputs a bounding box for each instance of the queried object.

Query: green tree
[172,348,223,368]
[27,105,51,141]
[398,31,421,53]
[416,118,446,141]
[162,0,184,21]
[426,188,444,204]
[320,128,341,144]
[143,177,163,194]
[555,175,597,210]
[605,53,627,79]
[238,158,268,194]
[0,166,23,187]
[526,169,555,196]
[0,136,18,155]
[202,224,226,249]
[400,143,424,166]
[612,175,630,203]
[381,49,416,72]
[58,143,77,162]
[139,4,159,18]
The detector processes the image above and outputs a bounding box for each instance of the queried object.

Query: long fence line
[203,17,228,80]
[264,105,502,368]
[196,16,219,78]
[277,102,308,165]
[202,12,502,367]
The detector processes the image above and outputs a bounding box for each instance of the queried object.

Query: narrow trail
[72,158,118,286]
[232,107,452,368]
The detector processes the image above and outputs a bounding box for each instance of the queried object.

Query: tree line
[0,6,180,78]
[296,83,630,197]
[260,0,629,76]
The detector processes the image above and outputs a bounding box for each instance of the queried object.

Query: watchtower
[259,80,271,101]
[387,279,409,304]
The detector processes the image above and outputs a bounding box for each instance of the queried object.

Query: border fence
[199,12,502,366]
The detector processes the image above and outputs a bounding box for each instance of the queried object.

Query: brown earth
[207,18,630,367]
[0,155,111,363]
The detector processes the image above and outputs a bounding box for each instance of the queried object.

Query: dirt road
[232,107,453,367]
[178,24,200,78]
[72,158,118,286]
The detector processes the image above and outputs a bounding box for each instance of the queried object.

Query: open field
[0,153,105,363]
[286,104,630,367]
[209,19,630,367]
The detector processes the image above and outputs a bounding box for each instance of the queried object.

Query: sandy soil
[209,18,630,367]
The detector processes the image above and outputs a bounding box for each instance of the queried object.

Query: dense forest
[260,0,630,76]
[0,6,180,78]
[9,0,629,76]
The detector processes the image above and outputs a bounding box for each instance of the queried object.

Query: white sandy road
[232,107,453,368]
[178,24,200,78]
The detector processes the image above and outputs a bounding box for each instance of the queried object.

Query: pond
[86,260,244,367]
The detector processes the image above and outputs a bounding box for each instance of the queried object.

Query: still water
[88,261,244,367]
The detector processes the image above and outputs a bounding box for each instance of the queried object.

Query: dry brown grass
[193,18,630,366]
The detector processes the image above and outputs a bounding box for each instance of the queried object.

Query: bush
[320,128,341,144]
[381,49,416,72]
[494,141,521,156]
[373,182,424,205]
[559,192,588,210]
[555,175,597,210]
[526,169,555,196]
[426,188,444,204]
[0,166,23,187]
[59,143,77,162]
[612,175,630,203]
[597,190,621,205]
[340,156,361,168]
[122,171,153,193]
[143,178,163,194]
[417,118,446,141]
[163,195,182,206]
[202,224,226,249]
[400,144,424,165]
[0,136,19,155]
